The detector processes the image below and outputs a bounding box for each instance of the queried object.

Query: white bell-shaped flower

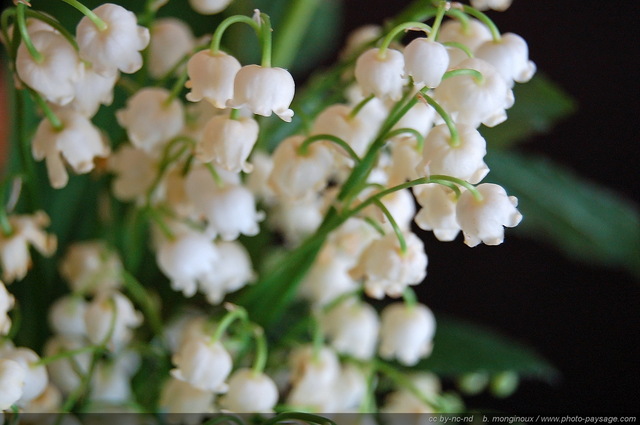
[84,290,142,350]
[350,232,427,299]
[416,123,489,184]
[116,87,185,155]
[379,303,436,366]
[0,282,14,336]
[219,368,279,413]
[320,300,380,360]
[157,230,218,298]
[66,62,118,118]
[148,18,195,79]
[404,38,449,88]
[434,58,514,128]
[186,50,241,108]
[340,25,382,59]
[470,0,513,11]
[48,295,88,338]
[311,103,380,157]
[196,114,259,173]
[198,241,254,305]
[299,247,360,307]
[43,335,91,395]
[171,336,232,392]
[287,345,340,411]
[269,197,324,247]
[107,144,158,203]
[59,241,123,295]
[2,347,48,407]
[189,0,234,15]
[382,372,441,413]
[360,188,416,232]
[228,65,295,122]
[15,30,81,106]
[268,135,334,200]
[76,3,150,74]
[0,211,57,283]
[413,184,461,242]
[330,364,369,412]
[354,48,406,101]
[456,183,522,247]
[245,151,275,202]
[474,33,536,87]
[437,19,492,66]
[158,377,215,421]
[0,358,25,410]
[90,352,140,403]
[32,109,110,189]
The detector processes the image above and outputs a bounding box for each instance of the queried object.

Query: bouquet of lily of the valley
[4,0,630,420]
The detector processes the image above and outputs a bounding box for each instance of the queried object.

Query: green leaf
[486,150,640,278]
[417,316,559,382]
[480,74,576,149]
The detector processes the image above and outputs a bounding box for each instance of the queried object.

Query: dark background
[339,0,640,414]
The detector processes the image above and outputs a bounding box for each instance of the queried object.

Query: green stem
[146,207,175,241]
[251,325,268,375]
[378,21,432,58]
[34,345,100,367]
[16,3,43,63]
[298,134,360,164]
[15,89,40,211]
[373,199,406,253]
[27,9,78,50]
[461,4,501,41]
[229,108,241,120]
[418,91,459,147]
[258,12,273,68]
[363,216,386,237]
[204,162,225,188]
[0,207,13,236]
[212,304,249,343]
[374,359,443,411]
[402,287,417,309]
[349,94,374,119]
[272,0,321,69]
[428,1,447,42]
[442,41,474,58]
[443,67,484,84]
[210,15,260,55]
[57,0,107,31]
[164,70,189,106]
[122,270,164,337]
[445,8,469,32]
[384,127,425,152]
[27,87,63,130]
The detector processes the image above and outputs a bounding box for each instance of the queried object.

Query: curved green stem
[442,41,474,59]
[16,3,43,63]
[146,207,175,241]
[251,325,268,375]
[418,91,459,147]
[363,216,386,237]
[349,94,374,119]
[204,162,225,188]
[374,359,443,411]
[373,199,406,253]
[27,87,63,130]
[210,15,260,55]
[258,12,273,68]
[384,127,425,152]
[164,70,189,106]
[428,1,448,42]
[378,21,432,58]
[122,270,164,337]
[298,134,360,164]
[212,303,249,343]
[445,7,470,32]
[34,345,100,367]
[0,207,13,236]
[443,67,484,84]
[57,0,107,31]
[461,4,501,41]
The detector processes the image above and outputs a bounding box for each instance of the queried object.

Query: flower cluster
[0,0,535,416]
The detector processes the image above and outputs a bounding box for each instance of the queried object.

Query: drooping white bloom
[107,144,158,203]
[311,103,380,157]
[269,196,324,247]
[350,232,427,299]
[185,50,241,108]
[437,18,492,66]
[219,368,279,413]
[330,364,369,412]
[84,291,142,350]
[116,87,185,155]
[287,345,341,411]
[0,211,57,283]
[43,335,91,395]
[22,383,63,413]
[148,18,195,79]
[158,378,215,422]
[382,372,441,413]
[157,230,218,298]
[456,183,522,247]
[245,151,275,202]
[340,25,382,59]
[354,48,406,101]
[90,352,140,403]
[360,188,416,232]
[189,0,234,15]
[413,184,461,242]
[268,135,334,200]
[48,295,88,338]
[403,38,450,88]
[76,3,150,75]
[229,65,295,122]
[299,246,360,307]
[474,33,536,87]
[171,336,232,392]
[2,347,48,407]
[470,0,513,12]
[319,300,380,360]
[434,58,514,128]
[0,282,14,336]
[196,114,259,173]
[32,110,110,189]
[64,62,119,118]
[59,241,123,295]
[198,241,255,305]
[15,30,81,106]
[416,123,489,184]
[379,303,436,366]
[0,358,25,410]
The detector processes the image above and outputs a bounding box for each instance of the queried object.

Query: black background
[339,0,640,415]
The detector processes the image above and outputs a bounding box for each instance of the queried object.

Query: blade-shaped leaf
[486,150,640,278]
[417,316,559,382]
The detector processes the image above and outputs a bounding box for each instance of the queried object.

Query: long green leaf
[417,316,559,382]
[486,150,640,277]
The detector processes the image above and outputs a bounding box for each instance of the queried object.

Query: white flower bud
[84,291,142,350]
[189,0,234,15]
[76,4,150,75]
[43,335,91,395]
[159,378,215,422]
[59,241,123,295]
[171,337,232,392]
[470,0,513,12]
[413,184,461,242]
[219,368,278,413]
[320,301,379,360]
[474,33,536,87]
[90,353,139,403]
[48,295,88,338]
[287,345,340,411]
[269,197,324,247]
[379,303,436,366]
[107,144,158,203]
[340,25,382,59]
[456,183,522,247]
[15,30,81,106]
[116,87,185,155]
[148,18,195,79]
[437,19,492,66]
[2,347,48,407]
[382,372,441,413]
[311,103,380,157]
[229,65,295,122]
[198,240,254,305]
[417,123,489,184]
[67,63,118,117]
[0,358,25,410]
[186,50,241,108]
[22,383,62,413]
[299,247,359,307]
[196,115,259,173]
[404,39,450,88]
[0,282,14,336]
[355,48,406,101]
